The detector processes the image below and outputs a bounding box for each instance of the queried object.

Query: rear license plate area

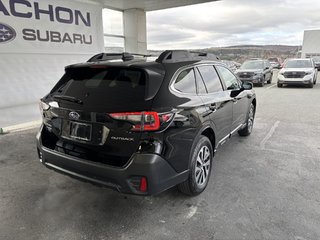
[70,122,92,141]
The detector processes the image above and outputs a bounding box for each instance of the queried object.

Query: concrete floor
[0,102,40,128]
[1,72,320,240]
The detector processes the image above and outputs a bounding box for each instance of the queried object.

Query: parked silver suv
[277,58,317,88]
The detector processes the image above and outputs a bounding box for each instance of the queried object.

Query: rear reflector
[139,177,148,192]
[128,176,148,193]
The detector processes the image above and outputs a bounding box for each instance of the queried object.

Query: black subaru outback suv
[37,50,256,196]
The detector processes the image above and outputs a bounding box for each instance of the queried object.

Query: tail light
[110,111,173,132]
[39,100,50,114]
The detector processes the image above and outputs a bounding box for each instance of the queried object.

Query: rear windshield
[268,58,278,62]
[51,67,146,105]
[284,60,312,68]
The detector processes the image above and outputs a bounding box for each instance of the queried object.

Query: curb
[0,120,41,135]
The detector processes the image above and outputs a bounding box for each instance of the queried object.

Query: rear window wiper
[52,95,83,105]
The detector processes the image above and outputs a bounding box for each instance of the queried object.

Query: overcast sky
[146,0,320,50]
[103,0,320,50]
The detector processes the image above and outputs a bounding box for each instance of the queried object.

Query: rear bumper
[36,128,188,195]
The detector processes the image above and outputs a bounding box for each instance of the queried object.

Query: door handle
[232,98,238,103]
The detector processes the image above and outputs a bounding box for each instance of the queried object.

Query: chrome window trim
[170,62,225,96]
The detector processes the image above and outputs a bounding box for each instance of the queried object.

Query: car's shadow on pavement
[278,84,317,89]
[23,179,203,239]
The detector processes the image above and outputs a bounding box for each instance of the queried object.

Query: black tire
[178,136,213,196]
[277,82,283,88]
[259,77,265,87]
[307,82,314,88]
[238,103,255,137]
[267,73,273,84]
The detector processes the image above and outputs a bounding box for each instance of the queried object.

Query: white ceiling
[93,0,218,11]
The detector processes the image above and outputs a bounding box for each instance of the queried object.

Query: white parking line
[266,84,277,89]
[260,121,280,149]
[186,205,198,219]
[0,120,41,134]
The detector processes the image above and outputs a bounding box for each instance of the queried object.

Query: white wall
[0,0,104,127]
[301,30,320,58]
[0,53,95,127]
[0,53,93,109]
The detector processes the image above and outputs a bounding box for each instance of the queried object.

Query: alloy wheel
[195,146,211,186]
[247,105,255,133]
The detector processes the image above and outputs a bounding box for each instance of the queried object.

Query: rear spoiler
[156,50,220,63]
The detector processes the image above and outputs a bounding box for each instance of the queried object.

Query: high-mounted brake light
[110,111,174,132]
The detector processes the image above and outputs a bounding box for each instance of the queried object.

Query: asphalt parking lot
[1,70,320,240]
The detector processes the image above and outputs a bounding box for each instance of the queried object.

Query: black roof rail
[88,52,132,62]
[87,52,152,63]
[156,50,220,63]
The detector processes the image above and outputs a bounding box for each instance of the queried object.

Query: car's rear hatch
[42,65,165,167]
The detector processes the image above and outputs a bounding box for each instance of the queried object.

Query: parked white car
[277,58,317,88]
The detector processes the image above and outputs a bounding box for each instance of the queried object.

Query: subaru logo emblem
[69,111,80,120]
[0,23,16,44]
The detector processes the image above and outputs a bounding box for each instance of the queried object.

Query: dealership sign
[0,0,103,54]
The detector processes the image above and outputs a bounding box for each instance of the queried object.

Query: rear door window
[195,68,207,94]
[197,65,223,93]
[174,68,196,94]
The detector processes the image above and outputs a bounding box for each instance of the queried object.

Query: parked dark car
[236,59,273,87]
[312,57,320,71]
[37,50,256,196]
[221,60,238,72]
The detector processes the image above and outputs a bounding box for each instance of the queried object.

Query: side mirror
[243,82,253,90]
[230,82,253,98]
[230,89,241,98]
